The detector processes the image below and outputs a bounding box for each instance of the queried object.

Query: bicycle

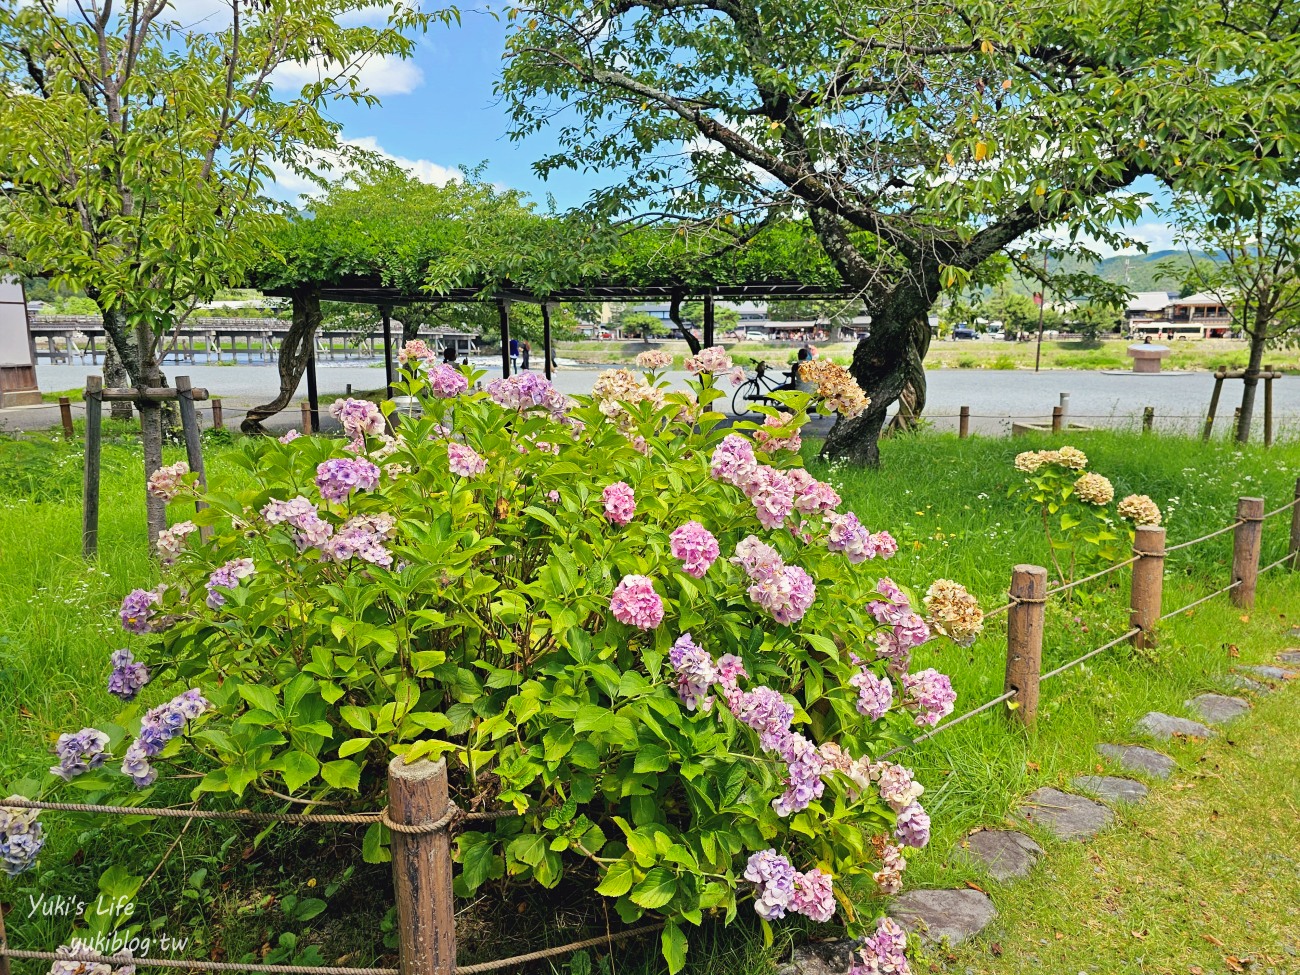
[731,359,797,416]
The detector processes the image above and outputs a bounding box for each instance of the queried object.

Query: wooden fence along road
[4,457,1299,974]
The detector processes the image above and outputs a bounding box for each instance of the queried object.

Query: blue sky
[271,10,1177,259]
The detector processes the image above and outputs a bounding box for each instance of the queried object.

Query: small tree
[0,0,441,539]
[1164,188,1300,441]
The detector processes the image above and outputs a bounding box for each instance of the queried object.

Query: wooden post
[1231,496,1265,608]
[1264,365,1274,448]
[175,377,210,536]
[542,302,554,381]
[1130,526,1166,649]
[958,406,970,439]
[211,398,224,430]
[1005,564,1047,726]
[1142,406,1154,433]
[1,897,11,975]
[497,299,511,379]
[1204,369,1225,440]
[1232,406,1242,440]
[83,376,103,558]
[1290,477,1300,572]
[301,401,313,435]
[388,757,456,975]
[1051,405,1063,433]
[59,397,75,439]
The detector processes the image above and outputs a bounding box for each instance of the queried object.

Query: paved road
[4,361,1291,437]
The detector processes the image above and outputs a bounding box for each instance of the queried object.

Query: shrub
[31,351,976,973]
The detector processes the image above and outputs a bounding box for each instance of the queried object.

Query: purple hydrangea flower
[427,363,469,399]
[122,690,211,789]
[850,667,893,720]
[901,669,956,728]
[486,373,571,415]
[602,481,636,526]
[740,465,795,530]
[50,728,110,781]
[869,578,930,672]
[119,588,161,634]
[771,732,826,817]
[205,558,255,610]
[788,468,841,516]
[710,435,758,485]
[668,633,716,712]
[827,512,877,563]
[743,850,798,920]
[48,942,135,975]
[850,918,911,975]
[609,575,664,629]
[316,458,381,504]
[322,514,395,567]
[732,536,816,624]
[108,648,150,701]
[894,801,930,848]
[669,521,719,578]
[0,799,44,876]
[733,686,794,752]
[262,496,334,552]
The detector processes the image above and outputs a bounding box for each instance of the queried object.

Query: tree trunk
[886,318,933,434]
[822,285,935,465]
[669,292,702,356]
[402,317,422,344]
[243,288,321,434]
[1236,313,1269,443]
[101,320,133,421]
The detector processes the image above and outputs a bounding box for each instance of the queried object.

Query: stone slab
[1186,693,1251,724]
[1277,650,1300,664]
[1097,743,1175,779]
[960,830,1043,881]
[1221,673,1269,694]
[779,940,857,975]
[1237,664,1298,681]
[1072,775,1149,804]
[891,889,998,946]
[1019,787,1113,841]
[1136,711,1212,740]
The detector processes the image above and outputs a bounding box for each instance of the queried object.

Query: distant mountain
[1008,249,1220,298]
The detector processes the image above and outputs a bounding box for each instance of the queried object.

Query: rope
[1262,497,1300,520]
[1259,550,1299,574]
[0,799,513,833]
[1039,628,1142,682]
[1165,520,1244,552]
[0,948,396,975]
[983,600,1016,619]
[453,923,665,973]
[1042,554,1143,597]
[878,689,1021,758]
[1159,580,1242,620]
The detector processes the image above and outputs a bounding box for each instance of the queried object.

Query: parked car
[744,330,769,341]
[952,327,978,340]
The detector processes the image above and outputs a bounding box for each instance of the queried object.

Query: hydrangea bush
[25,349,983,973]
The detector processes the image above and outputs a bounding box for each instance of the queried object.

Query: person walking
[509,337,519,375]
[521,340,532,371]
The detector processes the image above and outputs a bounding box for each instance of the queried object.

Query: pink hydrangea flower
[427,363,469,399]
[635,349,673,371]
[755,413,802,453]
[789,468,841,516]
[329,398,385,439]
[851,918,911,975]
[901,669,956,728]
[789,868,835,922]
[147,461,189,501]
[684,345,733,375]
[609,575,664,629]
[669,521,719,577]
[827,512,877,563]
[315,458,381,503]
[602,482,636,526]
[742,465,795,529]
[448,442,487,478]
[278,429,301,444]
[398,339,435,366]
[711,434,758,485]
[872,531,898,559]
[850,667,893,719]
[668,633,716,711]
[894,801,930,848]
[156,521,198,564]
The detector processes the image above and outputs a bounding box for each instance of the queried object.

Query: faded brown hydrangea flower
[1117,493,1162,526]
[1073,471,1115,505]
[923,578,984,646]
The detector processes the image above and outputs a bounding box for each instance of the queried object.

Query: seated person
[772,347,812,392]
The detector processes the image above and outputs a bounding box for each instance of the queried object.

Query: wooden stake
[59,396,75,439]
[83,376,103,559]
[1130,526,1166,649]
[388,757,456,975]
[1005,564,1047,726]
[301,401,313,435]
[0,898,11,975]
[1204,369,1224,440]
[1231,496,1265,608]
[958,405,970,439]
[212,398,224,430]
[175,377,210,538]
[1051,405,1063,433]
[1290,477,1300,572]
[1142,406,1154,433]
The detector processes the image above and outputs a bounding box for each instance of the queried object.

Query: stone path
[959,830,1043,881]
[781,648,1295,971]
[1019,786,1114,840]
[1096,743,1175,778]
[1072,774,1149,804]
[1186,693,1250,724]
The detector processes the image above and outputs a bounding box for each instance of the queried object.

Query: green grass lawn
[1,426,1298,974]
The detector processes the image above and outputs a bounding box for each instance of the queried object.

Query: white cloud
[271,54,424,97]
[266,136,462,201]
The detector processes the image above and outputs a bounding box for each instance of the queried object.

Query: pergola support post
[497,299,511,378]
[542,302,555,381]
[703,294,716,348]
[381,305,395,399]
